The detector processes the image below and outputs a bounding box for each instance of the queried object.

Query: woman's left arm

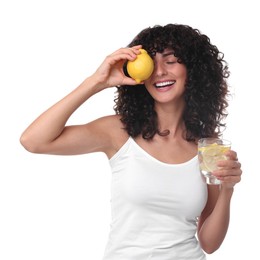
[197,150,242,254]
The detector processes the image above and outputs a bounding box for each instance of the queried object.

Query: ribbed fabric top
[103,137,207,260]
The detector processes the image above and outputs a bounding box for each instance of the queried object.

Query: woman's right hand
[92,45,142,89]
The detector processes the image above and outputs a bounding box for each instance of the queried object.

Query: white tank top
[103,137,208,260]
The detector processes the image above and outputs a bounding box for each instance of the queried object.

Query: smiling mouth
[154,80,176,88]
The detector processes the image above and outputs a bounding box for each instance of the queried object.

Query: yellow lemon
[127,49,154,83]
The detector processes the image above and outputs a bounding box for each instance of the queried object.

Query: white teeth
[155,81,176,87]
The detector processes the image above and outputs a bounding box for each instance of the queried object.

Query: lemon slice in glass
[198,143,230,172]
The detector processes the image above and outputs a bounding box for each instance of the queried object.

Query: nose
[153,62,167,77]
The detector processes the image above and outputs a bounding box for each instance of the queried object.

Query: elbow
[202,246,218,255]
[20,133,42,154]
[199,240,220,255]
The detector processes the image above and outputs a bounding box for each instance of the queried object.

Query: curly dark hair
[114,23,230,141]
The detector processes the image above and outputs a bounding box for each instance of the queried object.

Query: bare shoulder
[85,114,129,157]
[94,114,123,128]
[89,114,126,137]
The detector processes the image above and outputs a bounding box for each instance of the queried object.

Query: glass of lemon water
[198,138,231,185]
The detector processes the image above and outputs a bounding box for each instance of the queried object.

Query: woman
[20,24,242,259]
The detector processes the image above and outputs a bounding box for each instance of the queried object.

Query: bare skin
[20,45,242,254]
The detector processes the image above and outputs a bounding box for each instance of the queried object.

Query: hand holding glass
[198,138,231,185]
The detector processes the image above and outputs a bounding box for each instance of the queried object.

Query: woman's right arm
[20,46,141,155]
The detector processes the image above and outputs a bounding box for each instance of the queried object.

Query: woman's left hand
[213,150,242,189]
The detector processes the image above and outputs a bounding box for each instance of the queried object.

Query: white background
[0,0,259,259]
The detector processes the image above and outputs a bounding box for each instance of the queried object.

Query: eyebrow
[162,51,175,57]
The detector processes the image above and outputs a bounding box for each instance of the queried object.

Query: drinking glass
[198,138,231,185]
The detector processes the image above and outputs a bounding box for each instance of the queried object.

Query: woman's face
[144,48,187,106]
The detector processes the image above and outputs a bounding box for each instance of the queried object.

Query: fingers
[225,150,238,161]
[217,159,241,169]
[213,166,242,180]
[108,46,142,62]
[212,150,242,187]
[94,46,145,88]
[216,174,242,185]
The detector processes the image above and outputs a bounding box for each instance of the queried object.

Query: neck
[155,101,186,138]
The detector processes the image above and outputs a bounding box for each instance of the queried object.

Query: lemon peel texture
[126,49,154,83]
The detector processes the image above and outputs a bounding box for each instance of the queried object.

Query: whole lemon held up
[126,49,154,83]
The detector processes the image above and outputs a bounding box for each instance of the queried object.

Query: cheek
[143,80,153,92]
[143,84,157,99]
[178,65,187,79]
[143,84,153,96]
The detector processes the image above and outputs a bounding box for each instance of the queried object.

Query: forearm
[20,76,103,152]
[198,187,233,254]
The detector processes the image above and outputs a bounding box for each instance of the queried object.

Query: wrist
[219,185,234,197]
[80,75,106,94]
